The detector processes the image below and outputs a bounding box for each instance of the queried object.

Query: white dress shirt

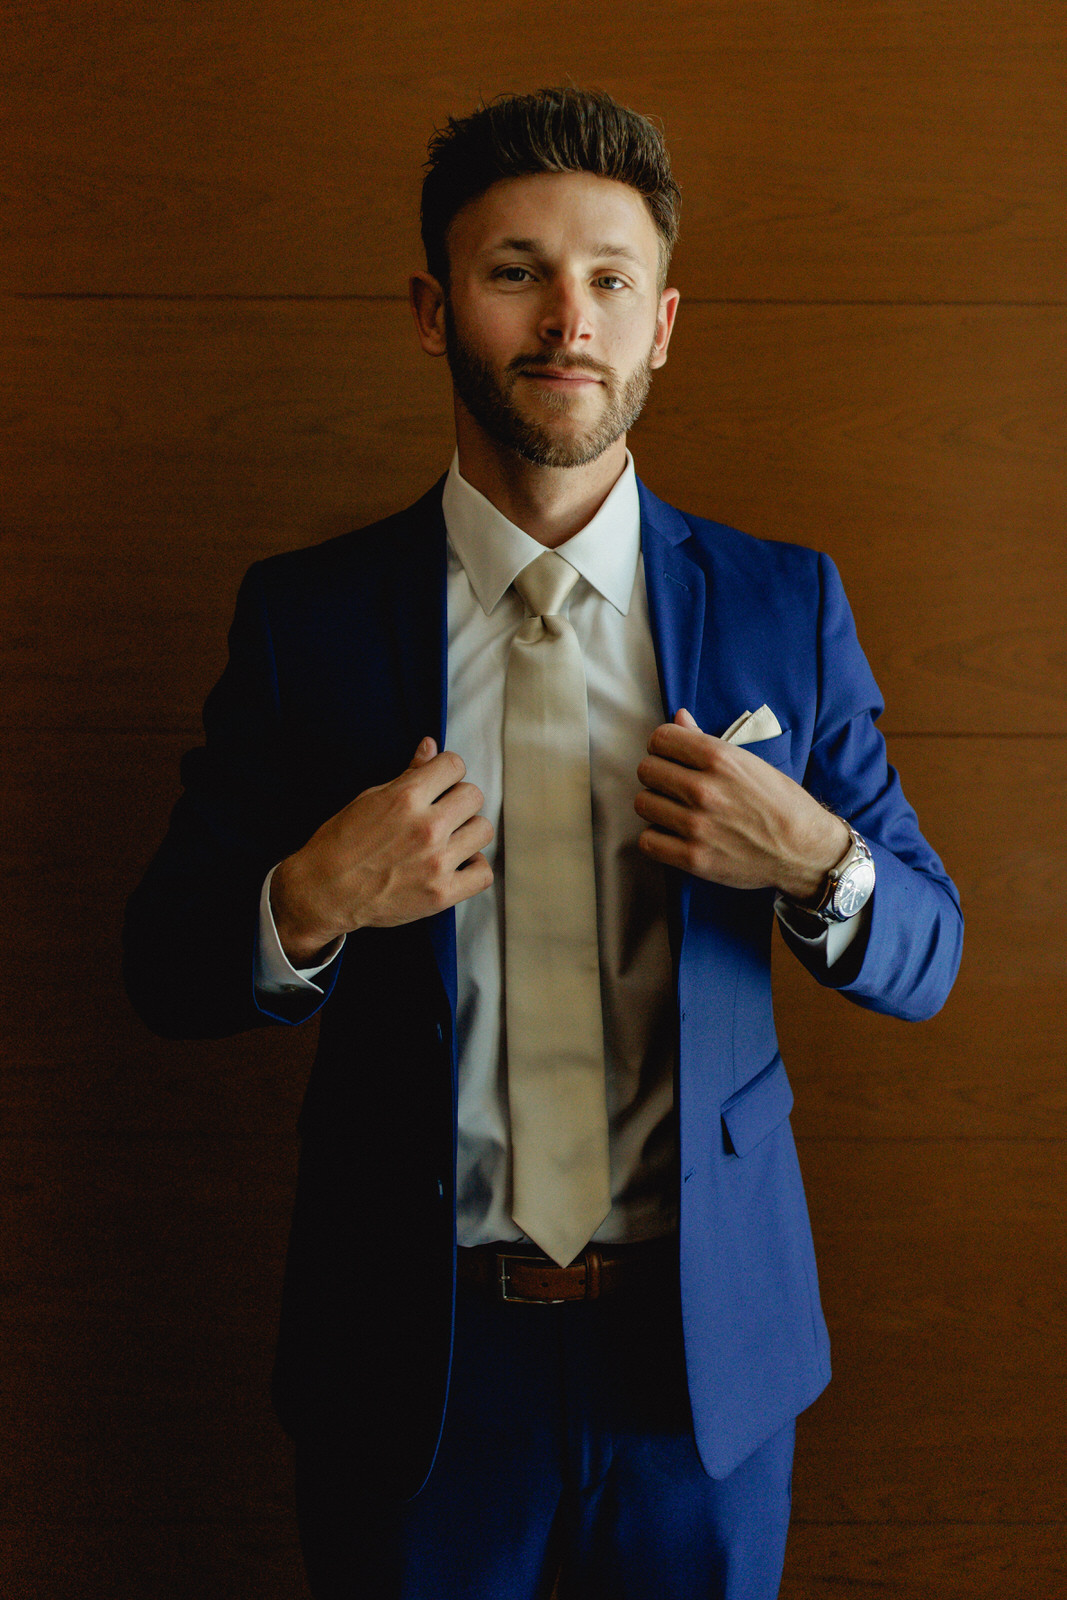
[256,454,864,1246]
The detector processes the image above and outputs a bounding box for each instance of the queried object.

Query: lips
[519,368,603,385]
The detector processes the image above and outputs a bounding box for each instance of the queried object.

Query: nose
[536,275,594,350]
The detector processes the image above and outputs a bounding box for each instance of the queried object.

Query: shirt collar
[441,450,641,617]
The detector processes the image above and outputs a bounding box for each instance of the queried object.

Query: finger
[634,788,700,837]
[646,721,721,769]
[637,825,700,871]
[403,747,468,801]
[674,707,701,731]
[409,735,438,767]
[432,779,488,828]
[636,752,712,806]
[451,851,494,901]
[445,812,495,861]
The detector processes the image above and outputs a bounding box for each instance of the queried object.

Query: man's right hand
[269,737,493,967]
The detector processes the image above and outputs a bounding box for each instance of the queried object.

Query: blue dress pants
[295,1269,795,1599]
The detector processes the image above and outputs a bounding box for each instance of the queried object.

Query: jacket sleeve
[123,562,340,1040]
[780,551,964,1020]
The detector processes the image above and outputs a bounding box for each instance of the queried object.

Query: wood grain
[4,299,1064,734]
[782,1522,1067,1598]
[793,1138,1067,1523]
[3,1,1065,301]
[0,1520,310,1600]
[780,734,1067,1140]
[1,5,1063,1591]
[0,1133,295,1525]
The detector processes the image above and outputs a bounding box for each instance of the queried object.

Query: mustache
[507,352,614,380]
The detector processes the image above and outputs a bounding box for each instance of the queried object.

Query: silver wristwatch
[806,825,875,924]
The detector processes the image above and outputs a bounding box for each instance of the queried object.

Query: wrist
[778,814,852,905]
[785,822,876,924]
[270,855,346,966]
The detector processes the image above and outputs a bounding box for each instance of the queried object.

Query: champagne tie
[504,550,611,1267]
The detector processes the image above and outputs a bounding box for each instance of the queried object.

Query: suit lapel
[640,479,767,961]
[366,483,458,1030]
[419,493,459,1031]
[639,484,707,949]
[380,480,450,754]
[639,479,768,746]
[639,483,706,721]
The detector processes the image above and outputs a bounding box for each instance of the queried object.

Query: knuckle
[426,848,449,880]
[410,814,437,848]
[393,782,421,818]
[457,780,484,811]
[678,812,703,843]
[426,868,452,902]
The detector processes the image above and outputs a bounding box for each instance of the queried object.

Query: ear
[409,272,448,357]
[649,287,680,371]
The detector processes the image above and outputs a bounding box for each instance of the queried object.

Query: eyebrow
[487,236,646,267]
[589,242,645,265]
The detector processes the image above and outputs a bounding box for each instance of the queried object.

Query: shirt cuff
[773,895,871,968]
[255,864,345,995]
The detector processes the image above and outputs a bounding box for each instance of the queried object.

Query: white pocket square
[720,704,783,746]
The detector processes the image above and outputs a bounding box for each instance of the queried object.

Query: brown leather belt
[456,1237,676,1305]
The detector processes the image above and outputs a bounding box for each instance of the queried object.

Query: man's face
[438,173,677,469]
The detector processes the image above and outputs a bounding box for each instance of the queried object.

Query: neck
[453,408,628,548]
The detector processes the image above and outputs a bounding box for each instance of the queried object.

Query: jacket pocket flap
[741,728,793,768]
[721,1055,794,1157]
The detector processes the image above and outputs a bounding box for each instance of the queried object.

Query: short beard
[444,306,656,469]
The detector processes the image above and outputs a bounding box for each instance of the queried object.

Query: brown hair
[421,86,681,288]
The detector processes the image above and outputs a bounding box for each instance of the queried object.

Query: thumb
[674,707,701,731]
[410,736,438,766]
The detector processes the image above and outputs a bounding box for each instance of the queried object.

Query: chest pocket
[737,728,794,773]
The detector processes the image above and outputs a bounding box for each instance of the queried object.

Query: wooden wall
[2,3,1064,1594]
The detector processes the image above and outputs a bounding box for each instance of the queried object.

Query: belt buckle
[497,1251,566,1305]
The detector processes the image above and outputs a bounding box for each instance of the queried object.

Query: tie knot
[513,550,580,618]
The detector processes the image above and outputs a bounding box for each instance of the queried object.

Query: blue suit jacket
[124,478,963,1495]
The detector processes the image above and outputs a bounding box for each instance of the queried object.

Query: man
[125,88,962,1599]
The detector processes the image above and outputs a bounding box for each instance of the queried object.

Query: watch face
[834,859,876,919]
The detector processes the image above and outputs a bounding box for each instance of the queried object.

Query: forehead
[446,171,661,267]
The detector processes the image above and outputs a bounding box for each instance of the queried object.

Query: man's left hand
[635,709,850,903]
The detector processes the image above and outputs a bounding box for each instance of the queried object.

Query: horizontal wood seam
[8,292,1067,310]
[2,724,1065,740]
[790,1519,1067,1528]
[0,1133,1062,1146]
[0,1516,1053,1530]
